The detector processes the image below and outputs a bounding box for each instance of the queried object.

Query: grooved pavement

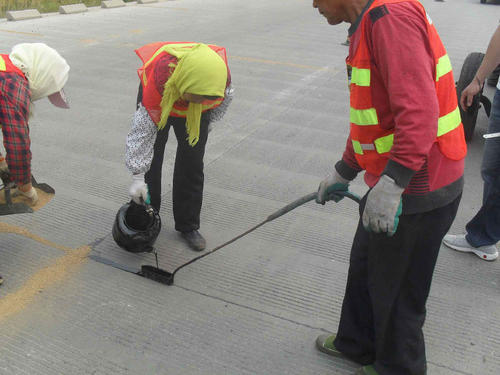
[0,0,499,374]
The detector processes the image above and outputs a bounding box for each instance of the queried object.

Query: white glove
[12,186,39,206]
[316,170,350,204]
[129,173,149,205]
[362,175,404,236]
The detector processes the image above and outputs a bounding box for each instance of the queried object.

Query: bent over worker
[0,43,70,285]
[126,42,232,251]
[0,43,70,205]
[312,0,466,374]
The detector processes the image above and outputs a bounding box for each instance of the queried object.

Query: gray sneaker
[443,234,498,261]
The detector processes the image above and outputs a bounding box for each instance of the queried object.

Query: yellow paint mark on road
[0,29,43,37]
[229,55,329,71]
[0,245,91,322]
[0,222,92,321]
[80,38,99,45]
[0,222,72,253]
[130,29,144,34]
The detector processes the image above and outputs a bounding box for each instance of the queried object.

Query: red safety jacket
[135,42,229,125]
[347,0,466,176]
[0,54,25,78]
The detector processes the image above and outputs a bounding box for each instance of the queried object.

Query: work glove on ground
[316,170,350,204]
[12,185,39,206]
[129,173,149,205]
[362,174,404,236]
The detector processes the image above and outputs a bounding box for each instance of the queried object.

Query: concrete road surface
[0,0,498,374]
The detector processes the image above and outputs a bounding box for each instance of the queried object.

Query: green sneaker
[316,334,344,358]
[354,365,379,375]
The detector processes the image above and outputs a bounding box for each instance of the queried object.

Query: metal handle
[168,190,361,284]
[266,190,361,222]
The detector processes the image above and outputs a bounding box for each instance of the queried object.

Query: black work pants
[333,195,461,375]
[137,85,209,233]
[144,116,209,232]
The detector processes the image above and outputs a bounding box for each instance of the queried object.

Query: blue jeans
[466,89,500,247]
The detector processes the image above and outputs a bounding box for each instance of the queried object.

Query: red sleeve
[368,3,439,173]
[0,73,32,185]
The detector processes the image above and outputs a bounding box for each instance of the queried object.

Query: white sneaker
[443,234,498,261]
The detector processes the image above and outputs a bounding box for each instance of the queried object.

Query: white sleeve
[125,104,158,175]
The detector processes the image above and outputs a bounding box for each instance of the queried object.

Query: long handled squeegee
[95,191,360,286]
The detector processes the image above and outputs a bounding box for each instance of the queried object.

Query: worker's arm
[461,25,500,109]
[0,73,33,189]
[125,104,157,204]
[125,104,157,175]
[360,4,439,235]
[369,4,439,188]
[206,83,234,126]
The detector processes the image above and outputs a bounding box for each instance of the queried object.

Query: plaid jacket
[0,72,31,185]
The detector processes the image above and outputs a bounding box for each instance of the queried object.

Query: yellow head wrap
[158,43,227,146]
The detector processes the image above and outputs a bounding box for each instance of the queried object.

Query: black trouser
[333,195,461,375]
[137,85,209,232]
[144,116,209,232]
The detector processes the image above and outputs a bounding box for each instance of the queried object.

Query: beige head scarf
[9,43,69,102]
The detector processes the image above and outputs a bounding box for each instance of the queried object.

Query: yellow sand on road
[0,187,54,212]
[0,222,90,322]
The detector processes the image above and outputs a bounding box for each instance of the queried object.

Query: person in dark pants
[443,25,500,261]
[311,0,467,374]
[144,111,209,234]
[126,42,232,251]
[331,195,460,374]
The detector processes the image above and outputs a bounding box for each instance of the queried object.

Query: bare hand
[460,78,482,111]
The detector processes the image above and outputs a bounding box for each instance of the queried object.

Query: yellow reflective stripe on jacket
[436,54,452,82]
[0,56,6,71]
[352,140,364,155]
[352,134,394,155]
[374,134,394,154]
[351,67,370,87]
[437,106,461,137]
[350,107,378,126]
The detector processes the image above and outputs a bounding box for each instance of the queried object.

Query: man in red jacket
[311,0,466,374]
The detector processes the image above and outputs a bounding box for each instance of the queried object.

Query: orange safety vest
[135,42,229,125]
[348,0,466,176]
[0,54,26,78]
